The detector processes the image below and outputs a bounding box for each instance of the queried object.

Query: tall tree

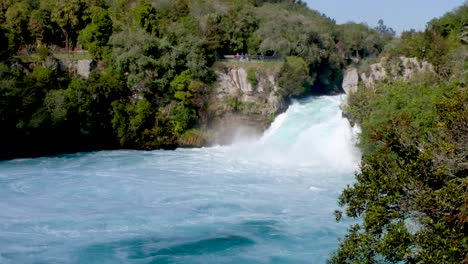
[5,2,31,49]
[51,0,89,50]
[78,6,113,58]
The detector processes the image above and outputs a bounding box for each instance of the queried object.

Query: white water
[0,96,359,264]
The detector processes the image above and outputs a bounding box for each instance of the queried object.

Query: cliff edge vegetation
[331,5,467,263]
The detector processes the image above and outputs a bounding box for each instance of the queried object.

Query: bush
[247,68,258,88]
[332,75,468,263]
[278,56,313,97]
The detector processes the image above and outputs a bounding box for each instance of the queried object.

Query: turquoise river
[0,96,360,263]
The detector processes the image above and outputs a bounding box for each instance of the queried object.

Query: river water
[0,96,360,263]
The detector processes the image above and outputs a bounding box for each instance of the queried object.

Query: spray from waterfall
[230,96,361,171]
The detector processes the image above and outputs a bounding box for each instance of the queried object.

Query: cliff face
[202,62,286,145]
[59,59,94,78]
[30,58,94,79]
[343,56,434,92]
[341,56,434,124]
[341,57,433,106]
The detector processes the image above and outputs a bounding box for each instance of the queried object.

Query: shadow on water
[77,234,255,263]
[75,220,292,263]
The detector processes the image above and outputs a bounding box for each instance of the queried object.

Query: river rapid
[0,96,360,263]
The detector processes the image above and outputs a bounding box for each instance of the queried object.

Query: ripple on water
[0,96,360,264]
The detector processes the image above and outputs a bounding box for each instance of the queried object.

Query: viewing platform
[220,54,283,62]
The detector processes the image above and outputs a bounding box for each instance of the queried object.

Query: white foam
[229,96,361,171]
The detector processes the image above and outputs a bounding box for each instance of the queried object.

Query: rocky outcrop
[342,68,359,95]
[356,56,434,90]
[203,62,286,145]
[59,59,94,78]
[25,58,94,79]
[342,56,433,96]
[341,56,434,123]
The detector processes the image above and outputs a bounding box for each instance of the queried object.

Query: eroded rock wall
[59,59,94,78]
[341,56,434,123]
[204,63,286,145]
[342,56,433,97]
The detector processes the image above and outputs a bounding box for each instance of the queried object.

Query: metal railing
[220,55,283,62]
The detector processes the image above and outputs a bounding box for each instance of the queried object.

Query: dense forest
[331,5,467,263]
[0,0,392,159]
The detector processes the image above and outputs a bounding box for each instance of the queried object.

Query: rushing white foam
[258,112,287,144]
[230,96,360,171]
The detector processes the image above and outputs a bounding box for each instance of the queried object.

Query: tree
[5,2,31,49]
[78,6,113,58]
[132,0,158,34]
[51,0,89,50]
[340,22,384,60]
[168,102,196,137]
[28,9,49,46]
[170,70,204,105]
[278,56,313,97]
[0,27,10,59]
[375,19,396,41]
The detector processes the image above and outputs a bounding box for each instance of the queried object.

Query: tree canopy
[331,5,468,263]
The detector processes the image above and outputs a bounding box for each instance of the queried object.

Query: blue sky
[305,0,466,33]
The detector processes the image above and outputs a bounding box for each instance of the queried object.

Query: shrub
[247,68,258,88]
[278,56,313,97]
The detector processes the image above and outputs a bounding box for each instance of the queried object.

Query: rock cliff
[341,56,434,124]
[343,57,434,94]
[341,56,433,106]
[59,59,94,78]
[202,62,286,145]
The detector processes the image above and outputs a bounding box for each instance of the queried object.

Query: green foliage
[246,68,258,87]
[131,0,158,34]
[36,45,51,60]
[78,6,112,59]
[333,74,467,264]
[112,97,154,146]
[278,56,312,96]
[170,70,204,105]
[330,10,468,263]
[225,96,243,111]
[31,66,58,90]
[339,22,386,61]
[50,0,90,50]
[0,28,10,60]
[168,102,196,137]
[384,4,467,79]
[44,89,68,124]
[4,2,31,49]
[177,128,205,147]
[332,6,468,262]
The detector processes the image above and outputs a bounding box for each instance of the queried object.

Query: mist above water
[0,96,360,264]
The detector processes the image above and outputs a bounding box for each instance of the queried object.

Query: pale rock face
[341,56,434,122]
[360,63,387,88]
[357,57,434,89]
[214,68,254,97]
[342,68,359,95]
[206,65,285,145]
[213,67,283,115]
[59,59,93,78]
[76,60,93,78]
[399,56,434,80]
